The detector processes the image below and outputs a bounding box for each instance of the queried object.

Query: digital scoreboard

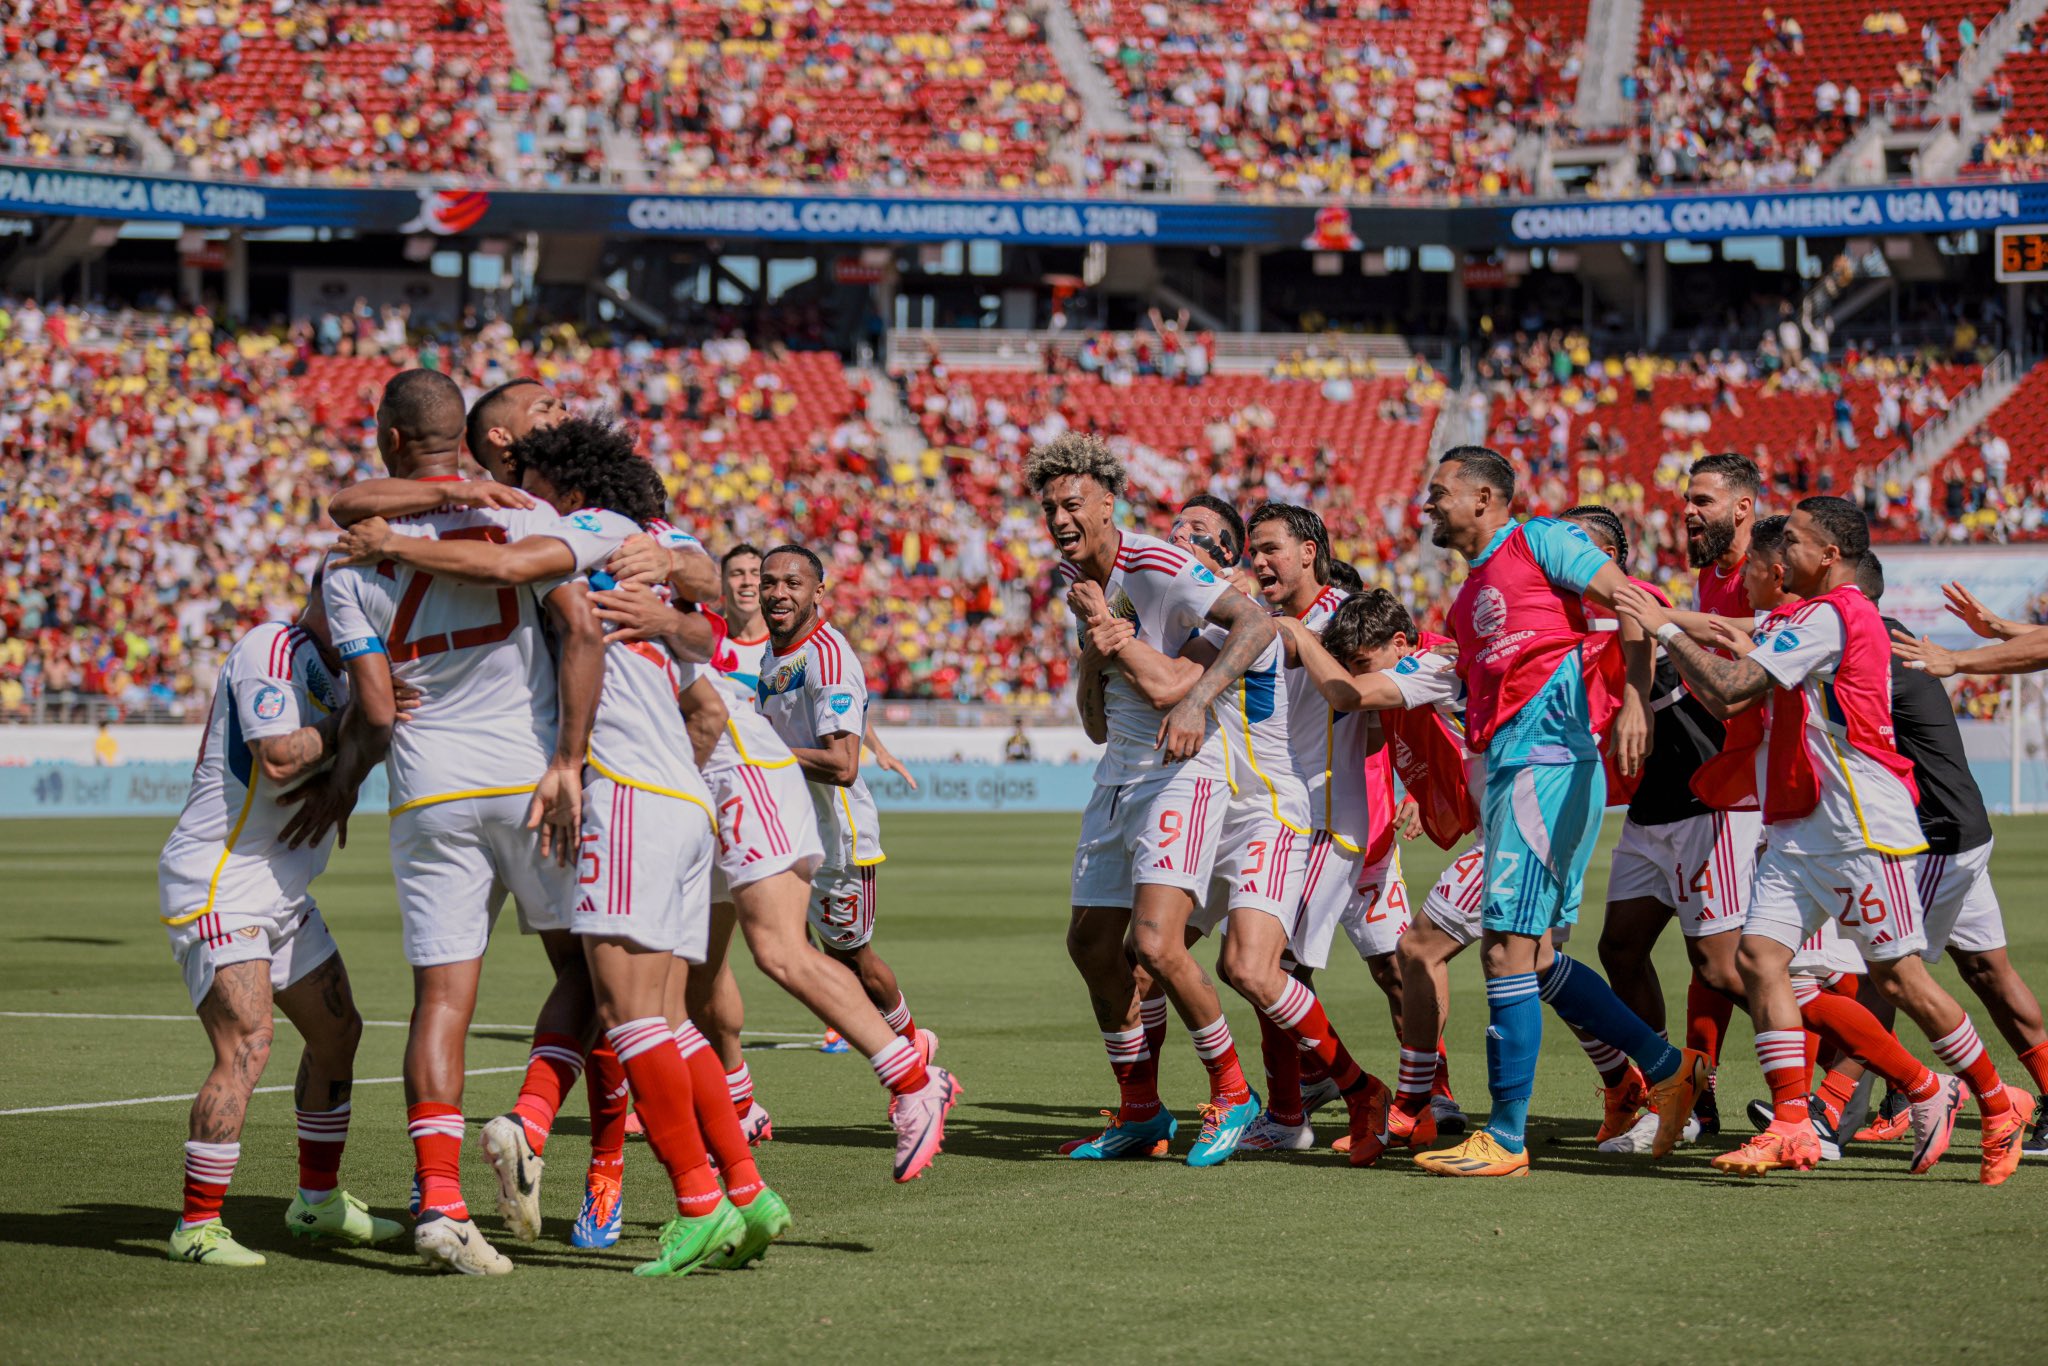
[1994,224,2048,282]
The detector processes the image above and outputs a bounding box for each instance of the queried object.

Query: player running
[1032,434,1276,1167]
[157,597,403,1266]
[1618,497,2033,1184]
[1409,448,1707,1177]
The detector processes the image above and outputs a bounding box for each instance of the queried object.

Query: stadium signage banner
[1504,183,2048,244]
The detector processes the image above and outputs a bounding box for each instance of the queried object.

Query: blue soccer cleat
[1067,1109,1178,1160]
[1186,1091,1262,1168]
[571,1172,623,1249]
[820,1029,851,1055]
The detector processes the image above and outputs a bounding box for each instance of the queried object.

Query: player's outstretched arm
[333,518,574,587]
[1944,582,2029,641]
[1893,624,2048,677]
[864,724,918,790]
[532,582,605,865]
[1276,616,1408,712]
[677,675,729,768]
[326,478,533,527]
[1616,583,1773,716]
[1157,589,1274,760]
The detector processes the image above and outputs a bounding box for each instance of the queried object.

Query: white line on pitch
[0,1065,529,1117]
[0,1010,822,1040]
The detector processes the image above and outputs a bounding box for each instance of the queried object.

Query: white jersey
[1382,645,1481,796]
[1286,585,1376,850]
[325,502,570,814]
[160,622,344,920]
[1750,597,1926,856]
[1199,621,1309,832]
[722,624,770,698]
[758,618,884,865]
[1063,531,1230,786]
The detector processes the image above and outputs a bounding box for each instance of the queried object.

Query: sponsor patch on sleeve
[251,684,287,721]
[828,690,855,716]
[336,636,387,660]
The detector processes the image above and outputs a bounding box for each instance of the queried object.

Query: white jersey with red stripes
[1060,530,1230,786]
[757,617,884,865]
[159,621,345,921]
[1198,620,1309,832]
[1285,584,1377,851]
[322,500,567,814]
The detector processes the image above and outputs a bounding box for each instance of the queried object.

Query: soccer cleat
[1809,1105,1842,1162]
[1239,1113,1315,1152]
[2024,1094,2048,1161]
[571,1172,623,1249]
[414,1211,514,1275]
[1299,1074,1341,1119]
[407,1173,422,1219]
[739,1101,774,1146]
[1598,1111,1662,1155]
[1647,1048,1710,1159]
[624,1111,645,1139]
[1855,1086,1913,1142]
[1065,1109,1177,1159]
[285,1190,402,1246]
[1744,1098,1774,1133]
[1429,1093,1469,1137]
[1594,1067,1650,1145]
[1343,1076,1393,1168]
[632,1200,745,1278]
[1907,1074,1965,1175]
[167,1220,266,1267]
[820,1028,851,1055]
[889,1065,960,1182]
[705,1187,792,1270]
[1980,1091,2035,1187]
[1186,1091,1262,1168]
[911,1027,940,1068]
[1380,1097,1439,1150]
[1692,1084,1721,1138]
[1415,1130,1530,1178]
[477,1114,545,1242]
[1710,1124,1822,1176]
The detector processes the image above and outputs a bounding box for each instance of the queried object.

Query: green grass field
[2,812,2044,1363]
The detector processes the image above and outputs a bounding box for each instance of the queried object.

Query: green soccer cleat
[285,1189,404,1246]
[631,1200,745,1279]
[705,1188,791,1270]
[168,1220,266,1267]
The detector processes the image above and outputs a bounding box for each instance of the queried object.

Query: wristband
[1655,622,1685,645]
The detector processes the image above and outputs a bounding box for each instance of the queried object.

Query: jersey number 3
[388,527,520,661]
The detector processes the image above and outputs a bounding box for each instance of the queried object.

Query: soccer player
[1076,494,1389,1159]
[1410,448,1707,1177]
[157,597,402,1265]
[1245,504,1452,1136]
[594,545,965,1186]
[1617,497,2034,1184]
[305,369,601,1273]
[1594,454,1764,1141]
[1032,434,1275,1167]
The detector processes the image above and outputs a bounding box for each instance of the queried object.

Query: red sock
[1262,979,1372,1117]
[1138,995,1169,1073]
[726,1061,754,1120]
[1393,1047,1437,1120]
[1930,1016,2012,1116]
[675,1021,764,1205]
[2017,1041,2048,1094]
[882,994,916,1040]
[1815,1068,1858,1126]
[1189,1014,1250,1105]
[1755,1030,1810,1127]
[406,1102,468,1218]
[1803,1028,1822,1080]
[1798,989,1937,1099]
[1257,1011,1304,1126]
[181,1140,239,1225]
[1299,1046,1331,1089]
[584,1044,629,1173]
[509,1032,583,1154]
[294,1103,349,1196]
[606,1019,723,1217]
[1099,1024,1159,1121]
[1432,1037,1455,1100]
[870,1033,930,1096]
[1685,973,1736,1067]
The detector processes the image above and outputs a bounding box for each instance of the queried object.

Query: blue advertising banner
[1501,182,2048,244]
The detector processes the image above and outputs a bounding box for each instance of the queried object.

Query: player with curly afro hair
[504,414,667,528]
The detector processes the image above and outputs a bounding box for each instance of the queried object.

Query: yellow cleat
[1414,1130,1530,1178]
[1648,1048,1710,1159]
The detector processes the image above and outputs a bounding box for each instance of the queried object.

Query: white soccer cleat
[740,1100,775,1146]
[1238,1113,1315,1151]
[414,1213,514,1276]
[477,1115,544,1242]
[1908,1073,1966,1175]
[911,1027,940,1068]
[1598,1111,1663,1155]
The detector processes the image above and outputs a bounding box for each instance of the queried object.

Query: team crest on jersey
[760,656,808,699]
[1772,632,1800,652]
[251,684,287,721]
[1472,587,1508,638]
[1109,588,1139,627]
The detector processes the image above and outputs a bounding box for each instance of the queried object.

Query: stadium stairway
[1571,0,1644,129]
[1885,352,2030,485]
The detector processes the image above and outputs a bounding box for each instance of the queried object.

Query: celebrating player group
[1037,432,2045,1184]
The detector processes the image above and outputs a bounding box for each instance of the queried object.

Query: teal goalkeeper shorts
[1479,759,1604,938]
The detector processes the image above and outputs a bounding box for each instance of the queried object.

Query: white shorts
[1789,917,1866,977]
[1916,841,2003,964]
[1607,810,1761,938]
[811,862,880,952]
[1071,768,1227,910]
[389,791,580,968]
[1192,802,1312,938]
[1419,839,1571,949]
[1745,843,1927,964]
[705,761,826,901]
[1339,848,1411,962]
[162,895,338,1011]
[573,776,717,961]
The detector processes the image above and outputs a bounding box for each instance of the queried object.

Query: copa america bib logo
[1472,587,1508,637]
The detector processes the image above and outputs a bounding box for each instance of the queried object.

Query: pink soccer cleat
[889,1066,960,1183]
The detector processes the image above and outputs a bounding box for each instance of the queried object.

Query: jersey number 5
[388,527,520,661]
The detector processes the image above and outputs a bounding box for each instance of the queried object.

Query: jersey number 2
[388,527,520,661]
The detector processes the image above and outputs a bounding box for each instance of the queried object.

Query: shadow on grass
[0,1197,432,1271]
[11,935,124,947]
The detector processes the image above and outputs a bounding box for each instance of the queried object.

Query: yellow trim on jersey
[584,754,716,828]
[726,717,799,769]
[1822,729,1929,857]
[1316,709,1362,852]
[838,787,888,867]
[389,783,539,816]
[1234,677,1309,836]
[1215,724,1242,797]
[160,778,260,926]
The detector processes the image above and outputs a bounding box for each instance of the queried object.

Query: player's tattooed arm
[1074,643,1110,744]
[250,710,344,787]
[677,675,729,768]
[1159,590,1276,760]
[1095,618,1206,709]
[1893,623,2048,677]
[1617,583,1773,713]
[1276,616,1409,712]
[535,581,605,865]
[333,519,575,587]
[325,478,534,527]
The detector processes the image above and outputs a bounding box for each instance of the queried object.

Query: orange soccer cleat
[1980,1091,2036,1188]
[1595,1066,1651,1146]
[1711,1123,1823,1176]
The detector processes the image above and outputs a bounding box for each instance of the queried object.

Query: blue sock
[1484,972,1542,1153]
[1538,954,1684,1084]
